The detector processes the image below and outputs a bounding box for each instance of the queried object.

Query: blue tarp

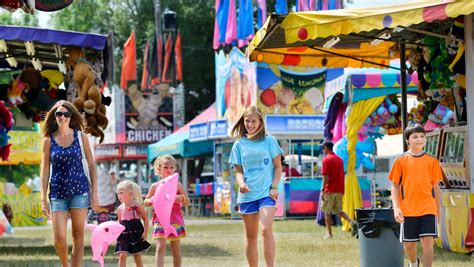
[147,131,213,162]
[0,25,107,50]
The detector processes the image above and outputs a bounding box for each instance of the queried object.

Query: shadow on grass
[181,243,233,257]
[0,245,94,256]
[0,259,117,267]
[0,237,46,245]
[433,246,473,263]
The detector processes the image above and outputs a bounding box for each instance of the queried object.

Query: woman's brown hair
[230,106,266,141]
[41,100,84,137]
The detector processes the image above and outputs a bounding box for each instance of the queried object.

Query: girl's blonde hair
[231,106,266,141]
[117,180,142,204]
[153,155,177,176]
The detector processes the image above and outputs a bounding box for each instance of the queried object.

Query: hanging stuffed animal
[67,47,108,142]
[7,77,26,107]
[420,36,455,101]
[15,67,56,122]
[41,70,66,100]
[424,103,454,131]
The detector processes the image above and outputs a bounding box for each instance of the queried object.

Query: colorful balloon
[152,173,179,238]
[86,221,125,267]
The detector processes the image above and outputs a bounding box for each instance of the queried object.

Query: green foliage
[0,164,40,186]
[50,0,215,121]
[0,10,39,26]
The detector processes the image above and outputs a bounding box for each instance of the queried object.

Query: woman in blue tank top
[40,100,98,267]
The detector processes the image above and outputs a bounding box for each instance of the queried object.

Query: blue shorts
[239,197,276,214]
[50,193,90,212]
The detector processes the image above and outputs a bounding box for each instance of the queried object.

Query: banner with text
[257,63,326,115]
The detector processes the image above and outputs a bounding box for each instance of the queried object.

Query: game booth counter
[247,0,474,253]
[188,116,373,220]
[0,25,112,228]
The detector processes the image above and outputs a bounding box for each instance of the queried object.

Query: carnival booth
[258,59,376,219]
[324,65,419,196]
[247,0,474,253]
[0,25,112,227]
[148,104,215,216]
[212,46,375,218]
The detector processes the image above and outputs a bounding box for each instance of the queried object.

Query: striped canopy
[247,0,474,67]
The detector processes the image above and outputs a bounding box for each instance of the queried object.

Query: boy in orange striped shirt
[388,124,442,267]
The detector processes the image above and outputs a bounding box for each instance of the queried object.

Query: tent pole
[399,40,408,152]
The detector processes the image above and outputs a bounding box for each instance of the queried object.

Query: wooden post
[464,14,474,192]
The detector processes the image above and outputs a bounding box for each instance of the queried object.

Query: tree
[0,10,39,26]
[50,0,215,121]
[0,165,40,186]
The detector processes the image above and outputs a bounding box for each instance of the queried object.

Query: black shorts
[400,214,437,242]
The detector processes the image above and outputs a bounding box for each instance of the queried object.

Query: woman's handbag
[77,131,92,187]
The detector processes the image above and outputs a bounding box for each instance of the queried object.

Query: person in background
[320,140,357,239]
[281,155,301,177]
[110,170,121,193]
[97,166,116,212]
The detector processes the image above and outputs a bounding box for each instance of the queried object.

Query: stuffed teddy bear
[67,47,108,142]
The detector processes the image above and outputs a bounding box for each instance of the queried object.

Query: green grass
[0,219,472,266]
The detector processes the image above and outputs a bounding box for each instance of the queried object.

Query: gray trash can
[356,208,404,267]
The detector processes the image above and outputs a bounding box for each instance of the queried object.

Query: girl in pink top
[145,155,190,267]
[115,180,150,267]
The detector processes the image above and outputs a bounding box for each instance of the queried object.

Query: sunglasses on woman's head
[55,111,72,118]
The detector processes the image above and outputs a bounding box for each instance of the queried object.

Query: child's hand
[394,208,404,223]
[269,188,279,200]
[175,194,184,203]
[239,183,250,193]
[142,232,147,240]
[144,198,153,206]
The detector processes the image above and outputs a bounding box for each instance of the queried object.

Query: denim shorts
[50,193,90,212]
[239,196,276,214]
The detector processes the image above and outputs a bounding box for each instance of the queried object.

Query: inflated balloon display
[152,173,179,238]
[85,221,125,267]
[334,136,376,172]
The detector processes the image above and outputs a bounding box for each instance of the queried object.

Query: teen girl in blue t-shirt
[229,106,283,267]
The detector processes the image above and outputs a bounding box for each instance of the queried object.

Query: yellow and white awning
[247,0,474,67]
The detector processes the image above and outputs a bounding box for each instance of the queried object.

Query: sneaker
[351,221,358,237]
[323,233,333,239]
